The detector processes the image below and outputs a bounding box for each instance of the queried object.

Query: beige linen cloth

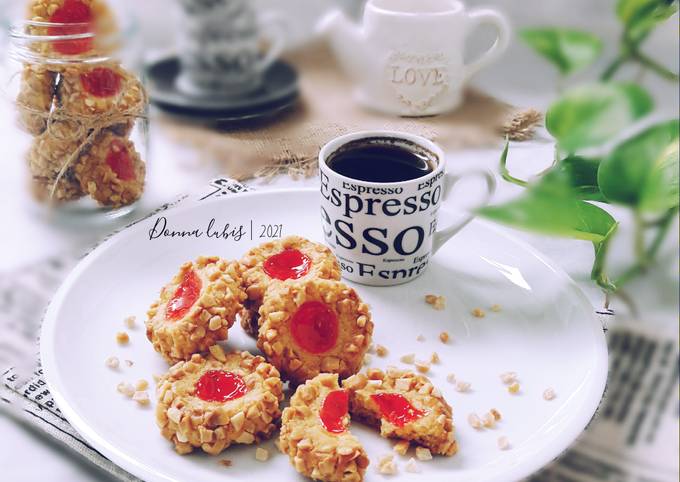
[160,42,519,180]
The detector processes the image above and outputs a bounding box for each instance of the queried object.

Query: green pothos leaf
[519,28,603,75]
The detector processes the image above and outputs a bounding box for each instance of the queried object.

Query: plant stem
[499,140,530,188]
[633,51,680,82]
[601,55,627,81]
[633,210,647,267]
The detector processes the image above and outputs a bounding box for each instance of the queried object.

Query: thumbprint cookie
[146,257,246,364]
[279,373,369,482]
[343,368,458,456]
[257,278,373,385]
[155,348,283,455]
[239,236,341,338]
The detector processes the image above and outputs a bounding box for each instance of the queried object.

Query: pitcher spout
[316,9,367,82]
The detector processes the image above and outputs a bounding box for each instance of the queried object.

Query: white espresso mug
[319,131,496,286]
[320,0,511,116]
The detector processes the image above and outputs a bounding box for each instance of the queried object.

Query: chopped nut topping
[124,316,136,329]
[425,294,446,310]
[135,379,149,391]
[446,373,456,384]
[378,454,397,475]
[415,447,432,461]
[116,382,134,397]
[393,440,410,456]
[116,332,130,344]
[415,360,431,373]
[500,372,517,385]
[376,344,389,357]
[467,413,483,429]
[482,412,496,428]
[490,304,502,312]
[490,408,502,421]
[455,381,471,392]
[105,356,119,369]
[209,344,227,362]
[543,388,556,401]
[508,382,520,394]
[416,334,425,342]
[400,353,415,364]
[367,379,383,388]
[497,436,511,450]
[439,331,450,343]
[471,308,486,318]
[132,391,150,405]
[430,352,440,364]
[368,343,375,353]
[394,378,411,391]
[405,458,420,473]
[255,447,269,462]
[363,353,372,365]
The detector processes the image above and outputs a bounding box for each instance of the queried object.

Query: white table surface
[1,90,677,482]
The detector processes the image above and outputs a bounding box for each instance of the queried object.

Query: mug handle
[255,11,288,73]
[463,9,511,81]
[432,169,497,254]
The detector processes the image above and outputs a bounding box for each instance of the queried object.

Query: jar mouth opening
[9,19,130,65]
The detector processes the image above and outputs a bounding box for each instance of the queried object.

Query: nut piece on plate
[279,373,369,482]
[257,278,374,385]
[342,368,457,456]
[239,236,341,338]
[145,257,246,364]
[155,349,283,455]
[74,131,146,208]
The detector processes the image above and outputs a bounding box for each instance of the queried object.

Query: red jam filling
[80,68,123,98]
[319,390,349,434]
[263,249,312,280]
[195,370,247,403]
[370,393,426,427]
[48,0,94,55]
[290,301,338,354]
[165,269,202,320]
[105,140,135,181]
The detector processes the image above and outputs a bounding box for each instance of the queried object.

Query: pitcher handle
[463,9,511,81]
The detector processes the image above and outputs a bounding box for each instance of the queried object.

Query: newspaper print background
[1,179,677,482]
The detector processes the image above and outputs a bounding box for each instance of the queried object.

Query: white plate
[41,188,607,482]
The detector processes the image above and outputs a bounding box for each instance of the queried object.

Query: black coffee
[327,140,435,183]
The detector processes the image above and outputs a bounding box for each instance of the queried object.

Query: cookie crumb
[415,447,432,461]
[497,436,511,450]
[416,334,425,342]
[543,388,556,401]
[400,353,415,364]
[471,308,486,318]
[135,379,149,391]
[482,412,496,428]
[378,454,397,475]
[446,373,456,384]
[455,381,471,392]
[490,304,502,313]
[415,360,431,373]
[393,440,410,456]
[425,295,446,310]
[105,356,119,369]
[116,332,130,344]
[132,391,150,406]
[439,331,450,343]
[500,372,517,385]
[124,359,134,367]
[430,352,440,364]
[255,447,269,462]
[490,408,502,421]
[124,315,136,329]
[467,413,483,429]
[405,458,420,473]
[376,344,389,357]
[219,459,233,467]
[116,382,135,397]
[508,382,520,394]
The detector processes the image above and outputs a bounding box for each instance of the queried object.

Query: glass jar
[8,0,148,221]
